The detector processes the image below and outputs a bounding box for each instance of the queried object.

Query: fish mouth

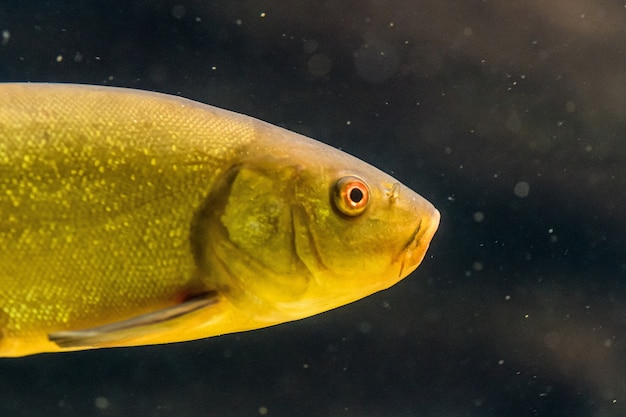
[397,209,440,278]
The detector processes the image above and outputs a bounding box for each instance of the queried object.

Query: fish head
[291,158,441,310]
[197,126,439,322]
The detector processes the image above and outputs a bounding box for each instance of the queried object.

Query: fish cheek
[191,164,310,313]
[220,167,298,274]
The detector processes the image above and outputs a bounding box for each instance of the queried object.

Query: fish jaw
[397,205,440,279]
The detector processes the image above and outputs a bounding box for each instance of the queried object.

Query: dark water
[1,1,625,416]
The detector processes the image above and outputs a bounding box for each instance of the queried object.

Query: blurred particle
[73,52,83,62]
[353,37,400,83]
[472,261,483,271]
[473,211,485,222]
[56,55,63,62]
[1,30,9,45]
[258,406,268,415]
[505,111,522,133]
[544,331,560,350]
[358,321,372,334]
[307,53,332,78]
[513,181,530,198]
[234,18,243,26]
[548,229,558,243]
[171,4,186,19]
[302,39,318,54]
[464,27,473,36]
[94,396,110,410]
[565,100,576,113]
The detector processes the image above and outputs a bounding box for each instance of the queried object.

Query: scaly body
[0,83,439,356]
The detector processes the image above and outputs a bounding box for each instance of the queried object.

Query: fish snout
[398,206,440,278]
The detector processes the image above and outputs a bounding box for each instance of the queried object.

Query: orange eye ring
[333,176,370,216]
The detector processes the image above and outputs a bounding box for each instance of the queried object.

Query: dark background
[1,1,625,416]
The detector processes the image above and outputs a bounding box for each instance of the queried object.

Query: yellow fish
[0,83,439,357]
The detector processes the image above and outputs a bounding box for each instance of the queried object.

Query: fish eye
[333,176,370,216]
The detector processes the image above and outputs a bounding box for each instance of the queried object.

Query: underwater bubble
[307,53,332,78]
[171,5,186,19]
[358,321,372,334]
[303,39,318,54]
[513,181,530,198]
[94,396,110,410]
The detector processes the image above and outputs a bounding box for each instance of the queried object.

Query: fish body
[0,83,439,356]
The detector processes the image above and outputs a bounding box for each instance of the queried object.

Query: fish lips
[397,208,440,279]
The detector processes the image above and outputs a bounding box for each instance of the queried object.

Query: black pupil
[349,187,364,203]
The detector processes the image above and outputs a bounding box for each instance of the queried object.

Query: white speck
[1,30,10,45]
[260,12,266,18]
[56,55,63,62]
[235,19,243,26]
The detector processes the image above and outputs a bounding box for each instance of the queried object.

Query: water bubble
[171,5,186,19]
[513,181,530,198]
[307,54,332,78]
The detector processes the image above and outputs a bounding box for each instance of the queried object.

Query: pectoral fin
[48,292,220,348]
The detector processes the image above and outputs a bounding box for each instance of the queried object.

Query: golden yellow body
[0,83,439,356]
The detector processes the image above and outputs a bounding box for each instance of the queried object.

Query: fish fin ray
[48,291,219,348]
